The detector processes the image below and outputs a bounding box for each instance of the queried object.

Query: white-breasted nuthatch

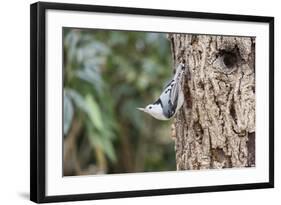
[137,63,186,120]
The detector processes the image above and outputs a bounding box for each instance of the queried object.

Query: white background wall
[0,0,278,204]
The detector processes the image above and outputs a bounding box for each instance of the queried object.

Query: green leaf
[100,139,116,162]
[85,95,104,131]
[75,65,103,93]
[86,124,116,163]
[64,31,80,61]
[65,88,90,114]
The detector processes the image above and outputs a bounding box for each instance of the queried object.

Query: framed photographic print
[30,1,274,203]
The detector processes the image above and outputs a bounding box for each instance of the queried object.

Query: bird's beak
[137,107,145,112]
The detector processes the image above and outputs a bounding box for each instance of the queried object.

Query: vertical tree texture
[169,34,255,170]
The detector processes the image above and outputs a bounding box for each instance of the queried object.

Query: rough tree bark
[168,34,255,170]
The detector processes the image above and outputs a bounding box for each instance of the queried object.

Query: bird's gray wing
[158,81,178,118]
[159,80,174,101]
[156,64,185,118]
[169,79,179,107]
[170,67,185,107]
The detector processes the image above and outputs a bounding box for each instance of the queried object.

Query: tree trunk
[168,34,255,170]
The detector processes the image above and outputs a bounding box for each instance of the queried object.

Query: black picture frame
[30,2,274,203]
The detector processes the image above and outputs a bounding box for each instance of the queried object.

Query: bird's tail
[174,62,186,83]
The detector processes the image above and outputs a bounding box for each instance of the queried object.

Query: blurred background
[63,28,175,176]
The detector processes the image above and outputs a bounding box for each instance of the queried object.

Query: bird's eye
[149,106,152,109]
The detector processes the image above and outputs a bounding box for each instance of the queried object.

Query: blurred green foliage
[63,28,175,175]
